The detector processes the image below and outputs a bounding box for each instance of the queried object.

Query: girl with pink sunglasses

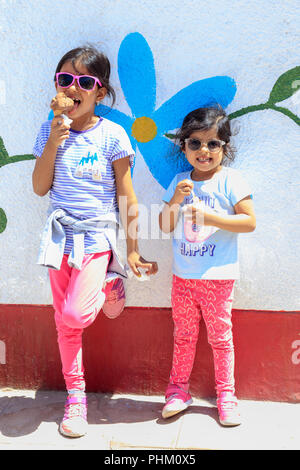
[32,45,158,438]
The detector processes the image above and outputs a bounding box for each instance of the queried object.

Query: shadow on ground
[0,390,218,438]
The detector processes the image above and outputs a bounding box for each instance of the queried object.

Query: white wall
[0,0,299,310]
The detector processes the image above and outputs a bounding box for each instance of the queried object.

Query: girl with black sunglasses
[32,45,158,438]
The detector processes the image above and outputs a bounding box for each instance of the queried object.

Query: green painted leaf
[164,133,176,140]
[268,66,300,104]
[0,136,35,168]
[0,137,9,167]
[0,208,7,234]
[0,136,35,235]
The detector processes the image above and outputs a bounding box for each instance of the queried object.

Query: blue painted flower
[95,33,236,189]
[49,33,236,189]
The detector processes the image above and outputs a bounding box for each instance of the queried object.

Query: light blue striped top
[33,117,135,254]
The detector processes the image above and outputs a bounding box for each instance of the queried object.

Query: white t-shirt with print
[163,167,252,279]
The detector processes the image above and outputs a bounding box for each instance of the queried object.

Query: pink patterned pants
[169,275,236,395]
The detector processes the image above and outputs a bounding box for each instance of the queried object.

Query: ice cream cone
[53,109,63,117]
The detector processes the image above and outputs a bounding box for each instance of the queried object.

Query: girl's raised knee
[62,306,86,329]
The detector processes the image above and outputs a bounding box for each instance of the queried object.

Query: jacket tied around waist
[37,207,128,281]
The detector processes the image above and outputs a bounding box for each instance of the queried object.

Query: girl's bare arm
[32,117,70,196]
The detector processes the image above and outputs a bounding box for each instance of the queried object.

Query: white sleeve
[228,170,253,205]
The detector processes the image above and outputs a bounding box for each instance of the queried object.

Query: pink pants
[49,251,111,391]
[169,275,235,396]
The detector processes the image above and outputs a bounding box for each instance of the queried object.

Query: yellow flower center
[131,117,157,143]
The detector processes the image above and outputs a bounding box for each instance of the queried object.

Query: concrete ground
[0,388,299,451]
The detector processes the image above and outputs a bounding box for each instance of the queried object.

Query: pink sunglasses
[56,72,102,91]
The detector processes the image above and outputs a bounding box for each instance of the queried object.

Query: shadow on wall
[0,32,299,233]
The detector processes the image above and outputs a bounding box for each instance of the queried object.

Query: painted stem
[228,103,270,120]
[166,102,299,142]
[228,102,300,126]
[0,154,35,169]
[268,104,300,126]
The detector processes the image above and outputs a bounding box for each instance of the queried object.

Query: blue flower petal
[154,76,237,133]
[137,136,192,189]
[49,105,136,151]
[95,104,136,150]
[118,33,156,117]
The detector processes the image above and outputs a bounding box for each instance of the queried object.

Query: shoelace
[219,400,237,411]
[64,403,87,420]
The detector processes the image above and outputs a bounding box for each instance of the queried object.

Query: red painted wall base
[0,305,299,402]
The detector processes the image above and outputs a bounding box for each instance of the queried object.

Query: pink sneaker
[102,278,125,319]
[162,384,193,419]
[217,391,241,426]
[59,394,88,438]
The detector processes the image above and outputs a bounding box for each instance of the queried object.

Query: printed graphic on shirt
[183,194,219,244]
[183,223,218,244]
[198,195,216,209]
[181,242,216,257]
[75,150,102,181]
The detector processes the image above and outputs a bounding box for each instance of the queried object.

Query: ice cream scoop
[50,92,74,117]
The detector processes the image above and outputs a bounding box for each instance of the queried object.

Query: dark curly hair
[175,105,236,165]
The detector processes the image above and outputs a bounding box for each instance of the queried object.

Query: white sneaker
[217,391,241,426]
[162,385,193,419]
[59,394,88,438]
